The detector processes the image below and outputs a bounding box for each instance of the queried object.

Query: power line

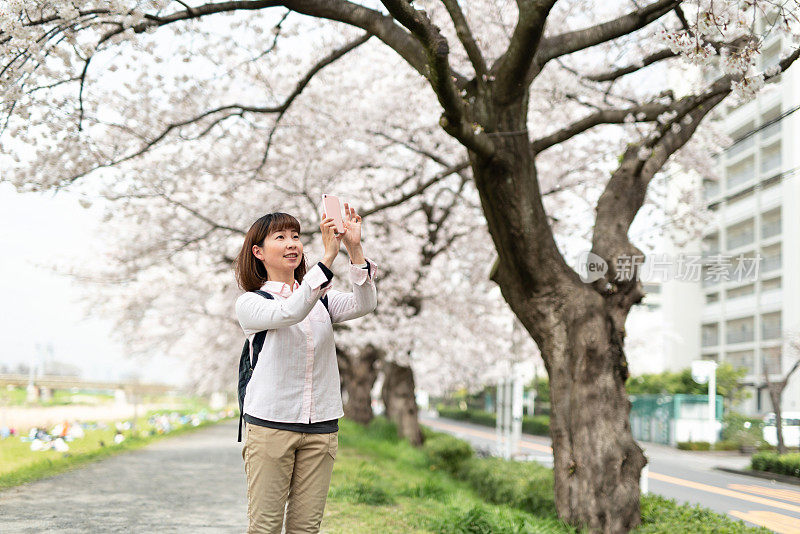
[728,104,800,147]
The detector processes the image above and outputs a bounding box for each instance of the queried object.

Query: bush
[712,440,741,451]
[677,441,711,451]
[423,433,474,475]
[459,457,557,518]
[436,405,551,436]
[638,494,769,533]
[522,416,551,436]
[751,452,800,478]
[721,412,763,448]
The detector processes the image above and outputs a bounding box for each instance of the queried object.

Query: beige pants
[242,422,338,533]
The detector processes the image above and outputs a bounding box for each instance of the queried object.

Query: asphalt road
[0,420,247,533]
[421,415,800,534]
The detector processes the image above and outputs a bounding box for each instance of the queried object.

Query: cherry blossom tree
[3,1,800,531]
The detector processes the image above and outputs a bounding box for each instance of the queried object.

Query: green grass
[0,387,114,407]
[0,409,234,490]
[322,417,575,533]
[322,417,771,533]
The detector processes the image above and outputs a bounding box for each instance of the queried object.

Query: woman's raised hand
[320,212,344,263]
[341,203,362,249]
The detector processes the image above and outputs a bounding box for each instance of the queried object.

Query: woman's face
[254,226,303,276]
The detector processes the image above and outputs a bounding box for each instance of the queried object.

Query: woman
[234,203,378,533]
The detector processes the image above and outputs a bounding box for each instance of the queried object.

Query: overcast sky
[0,182,187,386]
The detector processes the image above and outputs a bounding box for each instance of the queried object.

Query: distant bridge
[0,374,180,396]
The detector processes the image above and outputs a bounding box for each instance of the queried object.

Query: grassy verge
[323,417,771,533]
[0,408,235,490]
[324,417,573,533]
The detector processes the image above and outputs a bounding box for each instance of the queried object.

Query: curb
[714,466,800,486]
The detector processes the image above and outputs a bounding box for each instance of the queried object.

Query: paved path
[0,419,247,533]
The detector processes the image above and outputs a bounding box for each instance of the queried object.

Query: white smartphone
[322,194,345,234]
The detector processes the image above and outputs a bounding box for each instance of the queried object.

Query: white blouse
[235,258,378,423]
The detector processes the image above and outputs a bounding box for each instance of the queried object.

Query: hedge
[677,441,711,451]
[436,405,550,436]
[750,452,800,478]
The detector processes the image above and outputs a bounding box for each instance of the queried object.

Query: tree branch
[64,33,370,186]
[538,0,680,63]
[491,0,558,103]
[589,45,800,308]
[90,1,443,89]
[531,100,673,153]
[379,0,494,157]
[362,159,470,217]
[249,32,372,178]
[440,0,487,79]
[587,48,678,82]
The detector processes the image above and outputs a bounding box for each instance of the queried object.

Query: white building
[666,30,800,416]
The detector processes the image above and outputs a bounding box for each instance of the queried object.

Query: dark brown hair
[234,212,308,292]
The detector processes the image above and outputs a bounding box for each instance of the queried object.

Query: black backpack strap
[239,290,274,442]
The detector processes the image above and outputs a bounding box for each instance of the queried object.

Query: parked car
[762,412,800,447]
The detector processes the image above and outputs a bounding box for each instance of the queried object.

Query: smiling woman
[233,208,378,533]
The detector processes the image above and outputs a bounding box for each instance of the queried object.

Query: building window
[761,276,781,292]
[726,123,755,159]
[727,156,755,189]
[706,292,719,304]
[727,283,755,300]
[726,317,754,344]
[727,349,754,372]
[762,346,782,375]
[761,208,781,239]
[761,243,781,273]
[702,233,720,256]
[703,178,721,201]
[761,41,782,83]
[760,106,782,139]
[702,324,719,347]
[761,312,782,340]
[726,218,755,250]
[760,141,781,175]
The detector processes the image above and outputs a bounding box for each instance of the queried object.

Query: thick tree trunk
[337,344,382,426]
[468,103,647,532]
[381,360,424,446]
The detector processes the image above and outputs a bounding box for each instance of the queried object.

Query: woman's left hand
[341,202,362,249]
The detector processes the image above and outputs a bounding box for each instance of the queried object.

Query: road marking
[648,472,800,514]
[728,510,800,534]
[728,484,800,504]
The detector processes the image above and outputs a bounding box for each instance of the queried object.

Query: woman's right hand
[320,213,344,266]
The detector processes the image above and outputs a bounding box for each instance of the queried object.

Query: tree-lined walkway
[0,419,246,533]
